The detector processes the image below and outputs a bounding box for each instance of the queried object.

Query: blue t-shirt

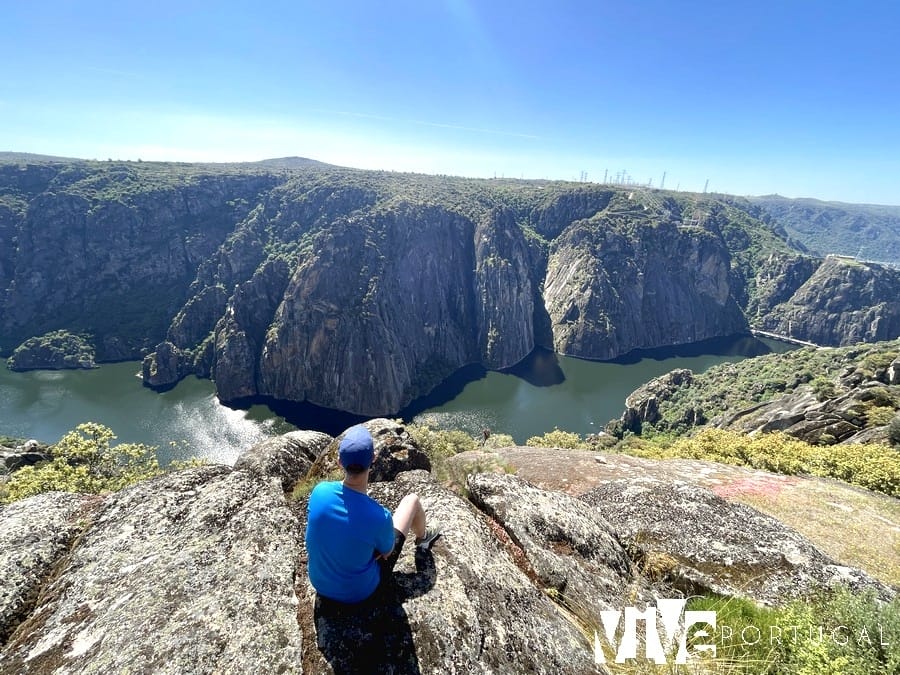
[306,481,395,603]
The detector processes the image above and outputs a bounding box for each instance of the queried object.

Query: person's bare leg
[392,493,426,541]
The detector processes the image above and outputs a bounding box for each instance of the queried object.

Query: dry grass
[729,478,900,586]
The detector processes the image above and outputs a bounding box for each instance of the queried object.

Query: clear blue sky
[2,1,898,204]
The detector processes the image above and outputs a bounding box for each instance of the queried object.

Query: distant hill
[0,151,83,163]
[747,195,900,264]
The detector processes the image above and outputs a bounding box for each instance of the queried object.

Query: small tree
[0,423,163,504]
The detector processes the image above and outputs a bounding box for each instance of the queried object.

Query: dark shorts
[377,528,406,583]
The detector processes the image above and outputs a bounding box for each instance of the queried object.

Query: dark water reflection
[405,334,794,443]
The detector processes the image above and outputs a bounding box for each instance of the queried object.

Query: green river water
[0,335,793,465]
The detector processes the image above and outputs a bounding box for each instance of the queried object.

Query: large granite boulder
[309,419,431,482]
[0,439,51,473]
[294,470,601,674]
[581,476,894,606]
[466,473,645,628]
[0,466,304,674]
[234,430,332,491]
[141,339,186,389]
[0,492,102,644]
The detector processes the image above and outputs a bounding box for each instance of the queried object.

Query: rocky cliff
[0,160,278,360]
[612,338,900,446]
[0,421,891,673]
[3,156,896,418]
[755,256,900,346]
[544,214,746,359]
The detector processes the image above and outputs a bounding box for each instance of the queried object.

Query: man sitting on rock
[306,425,441,605]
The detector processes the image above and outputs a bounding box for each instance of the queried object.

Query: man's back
[306,480,395,603]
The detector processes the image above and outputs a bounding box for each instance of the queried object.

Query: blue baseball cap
[338,425,375,469]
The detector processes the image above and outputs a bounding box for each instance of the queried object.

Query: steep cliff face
[758,256,900,345]
[749,252,819,318]
[0,162,278,359]
[214,258,292,401]
[257,203,480,415]
[544,217,747,359]
[474,208,536,368]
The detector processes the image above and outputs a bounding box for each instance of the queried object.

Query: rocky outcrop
[6,331,96,371]
[544,218,747,359]
[140,340,185,389]
[581,477,893,605]
[0,466,305,674]
[757,256,900,345]
[466,473,644,629]
[713,380,897,445]
[0,492,100,643]
[616,369,695,434]
[0,419,893,672]
[309,418,431,483]
[295,470,600,674]
[234,430,332,492]
[610,338,900,445]
[0,439,50,473]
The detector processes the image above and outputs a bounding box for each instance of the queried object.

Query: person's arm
[373,508,395,559]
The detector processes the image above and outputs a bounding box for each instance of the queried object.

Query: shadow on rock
[313,549,437,675]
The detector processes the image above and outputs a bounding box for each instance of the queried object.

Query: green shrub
[483,433,516,449]
[778,588,900,675]
[406,424,476,463]
[525,427,589,449]
[685,588,900,674]
[0,423,164,504]
[623,428,900,497]
[866,406,897,427]
[812,376,839,402]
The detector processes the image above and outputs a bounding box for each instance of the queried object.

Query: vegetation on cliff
[613,339,900,437]
[4,153,900,419]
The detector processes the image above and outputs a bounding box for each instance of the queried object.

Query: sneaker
[415,528,442,551]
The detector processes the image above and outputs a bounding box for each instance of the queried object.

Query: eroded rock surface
[0,492,101,644]
[0,466,304,674]
[235,429,332,491]
[581,476,894,605]
[466,473,643,628]
[294,470,600,674]
[310,418,431,482]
